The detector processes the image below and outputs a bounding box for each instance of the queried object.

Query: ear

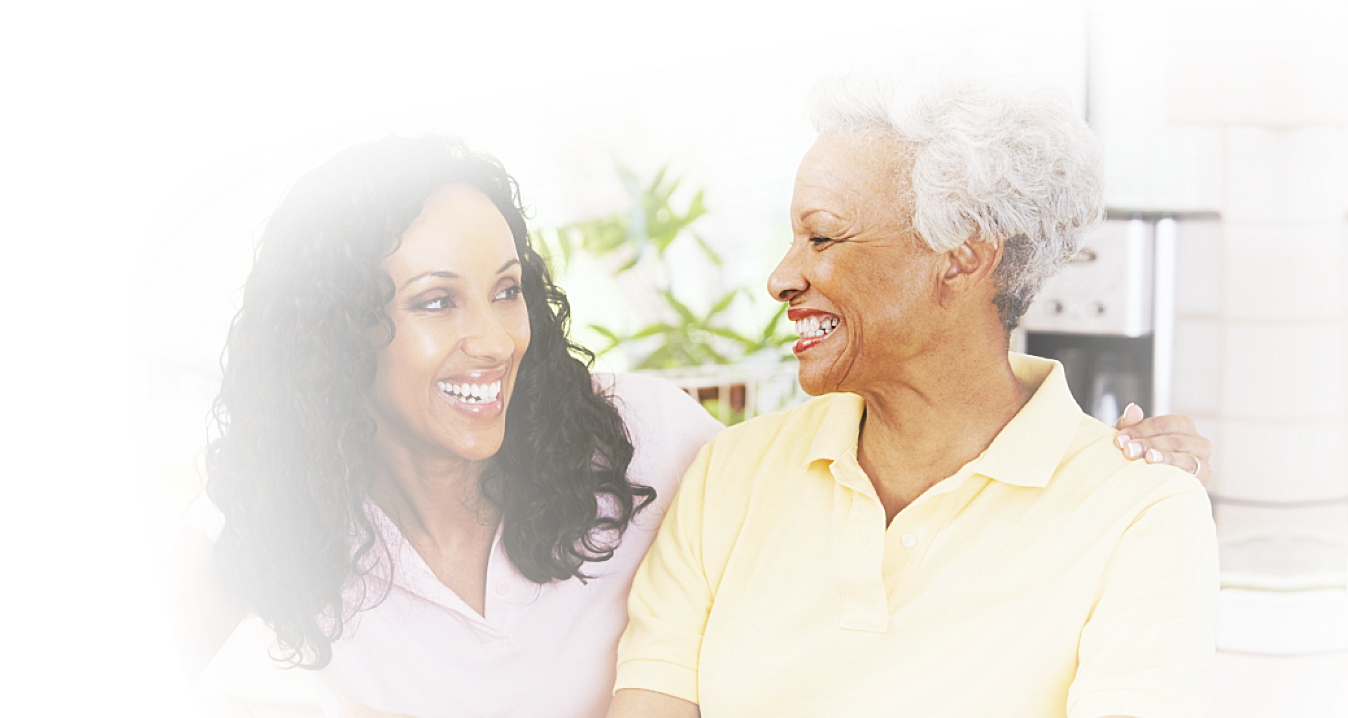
[937,231,1003,307]
[366,316,395,350]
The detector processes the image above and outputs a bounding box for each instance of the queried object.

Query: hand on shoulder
[1113,403,1212,487]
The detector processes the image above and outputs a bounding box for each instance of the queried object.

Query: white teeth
[794,315,839,339]
[437,380,503,403]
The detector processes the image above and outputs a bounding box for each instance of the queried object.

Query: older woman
[610,72,1217,718]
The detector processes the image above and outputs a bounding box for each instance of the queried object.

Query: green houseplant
[531,161,797,422]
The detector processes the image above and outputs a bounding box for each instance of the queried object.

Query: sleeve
[1067,486,1219,718]
[612,440,716,704]
[184,489,226,543]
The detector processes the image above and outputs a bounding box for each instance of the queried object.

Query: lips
[786,307,841,354]
[435,371,507,419]
[436,379,501,403]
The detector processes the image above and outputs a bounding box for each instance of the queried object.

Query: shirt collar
[800,353,1082,490]
[803,392,866,468]
[965,353,1081,489]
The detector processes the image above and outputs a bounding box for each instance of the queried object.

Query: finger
[1139,448,1209,486]
[1118,433,1213,466]
[1117,435,1147,460]
[1126,441,1213,482]
[1138,447,1187,470]
[1113,413,1197,441]
[1120,433,1196,455]
[1116,428,1180,455]
[1115,438,1213,487]
[1113,402,1145,430]
[1195,455,1212,488]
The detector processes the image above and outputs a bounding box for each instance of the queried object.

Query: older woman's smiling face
[768,133,947,397]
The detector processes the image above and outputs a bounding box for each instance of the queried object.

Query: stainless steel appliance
[1017,213,1184,422]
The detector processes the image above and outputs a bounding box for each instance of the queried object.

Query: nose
[767,241,808,302]
[461,306,517,364]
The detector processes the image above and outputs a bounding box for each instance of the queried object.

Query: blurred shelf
[1220,532,1348,592]
[1218,589,1348,656]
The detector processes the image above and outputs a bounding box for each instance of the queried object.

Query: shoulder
[698,391,847,466]
[1057,413,1210,518]
[595,373,725,496]
[598,372,703,413]
[664,392,852,517]
[596,373,724,442]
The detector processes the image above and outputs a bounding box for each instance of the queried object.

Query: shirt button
[495,581,511,596]
[901,533,918,549]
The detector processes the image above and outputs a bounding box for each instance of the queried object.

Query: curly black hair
[205,135,652,669]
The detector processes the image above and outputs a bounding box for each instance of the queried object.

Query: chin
[798,382,827,397]
[794,365,833,397]
[446,433,507,463]
[797,353,863,397]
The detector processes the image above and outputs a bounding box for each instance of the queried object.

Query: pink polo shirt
[188,373,723,718]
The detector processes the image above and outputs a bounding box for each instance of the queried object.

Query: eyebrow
[795,209,847,233]
[399,258,521,291]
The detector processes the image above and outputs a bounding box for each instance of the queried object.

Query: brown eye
[418,295,454,311]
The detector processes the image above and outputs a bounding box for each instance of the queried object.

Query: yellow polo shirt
[615,354,1217,718]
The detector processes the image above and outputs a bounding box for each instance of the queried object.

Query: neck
[369,437,502,616]
[856,329,1028,523]
[369,439,501,551]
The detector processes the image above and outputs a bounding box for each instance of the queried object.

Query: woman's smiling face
[367,183,531,464]
[768,133,946,397]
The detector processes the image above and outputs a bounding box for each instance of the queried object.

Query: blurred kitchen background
[9,0,1344,715]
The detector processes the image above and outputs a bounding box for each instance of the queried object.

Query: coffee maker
[1016,214,1178,421]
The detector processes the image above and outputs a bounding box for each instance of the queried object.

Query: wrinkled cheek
[826,324,860,382]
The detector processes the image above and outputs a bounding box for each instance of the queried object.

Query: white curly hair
[807,69,1105,330]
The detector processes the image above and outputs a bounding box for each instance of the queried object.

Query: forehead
[390,184,518,271]
[791,133,911,223]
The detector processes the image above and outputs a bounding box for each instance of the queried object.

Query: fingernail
[1126,442,1143,459]
[1116,434,1130,449]
[1146,448,1163,463]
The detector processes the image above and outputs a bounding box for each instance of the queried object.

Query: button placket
[884,472,991,611]
[881,516,925,600]
[480,526,541,642]
[832,475,890,633]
